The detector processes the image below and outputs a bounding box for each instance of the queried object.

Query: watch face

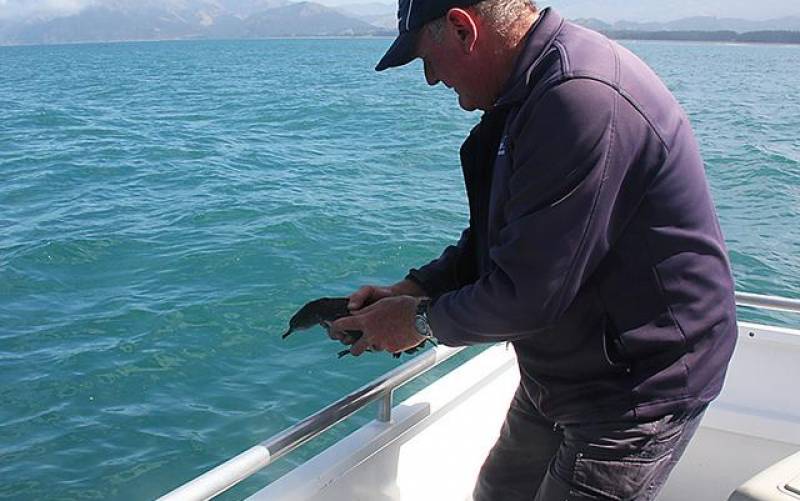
[414,316,427,335]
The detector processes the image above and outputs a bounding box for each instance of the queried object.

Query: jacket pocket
[602,317,630,371]
[570,453,672,500]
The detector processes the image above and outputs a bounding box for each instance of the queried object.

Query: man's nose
[423,59,439,86]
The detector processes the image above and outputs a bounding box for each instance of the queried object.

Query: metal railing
[159,292,799,501]
[159,345,467,500]
[734,292,800,314]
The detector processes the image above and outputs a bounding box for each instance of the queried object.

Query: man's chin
[458,95,478,112]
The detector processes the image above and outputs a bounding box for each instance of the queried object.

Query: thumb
[348,286,375,310]
[330,314,364,334]
[352,299,382,315]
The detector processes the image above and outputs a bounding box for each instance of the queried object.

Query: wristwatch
[414,298,436,342]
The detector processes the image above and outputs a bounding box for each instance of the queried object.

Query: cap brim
[375,30,419,71]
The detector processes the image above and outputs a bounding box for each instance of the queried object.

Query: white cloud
[541,0,800,22]
[1,0,798,22]
[0,0,99,20]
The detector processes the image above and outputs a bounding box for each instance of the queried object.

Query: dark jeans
[473,385,706,501]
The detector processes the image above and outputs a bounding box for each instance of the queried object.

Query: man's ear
[446,8,479,53]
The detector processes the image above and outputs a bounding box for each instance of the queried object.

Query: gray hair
[427,0,537,43]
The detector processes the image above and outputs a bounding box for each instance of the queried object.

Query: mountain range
[1,0,799,45]
[541,0,800,23]
[0,0,391,44]
[575,16,800,33]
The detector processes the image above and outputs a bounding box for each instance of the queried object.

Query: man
[330,0,737,499]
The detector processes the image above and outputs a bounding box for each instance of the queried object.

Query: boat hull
[252,321,800,500]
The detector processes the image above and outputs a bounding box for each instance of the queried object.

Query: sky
[2,0,800,21]
[0,0,97,20]
[538,0,800,22]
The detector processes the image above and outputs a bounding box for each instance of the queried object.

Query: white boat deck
[159,294,800,501]
[251,344,518,501]
[251,321,800,501]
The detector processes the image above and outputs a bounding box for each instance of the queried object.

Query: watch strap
[414,298,435,341]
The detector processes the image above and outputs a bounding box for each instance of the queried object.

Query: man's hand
[329,295,428,357]
[347,279,427,311]
[347,285,396,311]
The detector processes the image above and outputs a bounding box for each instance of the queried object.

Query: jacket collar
[493,7,565,109]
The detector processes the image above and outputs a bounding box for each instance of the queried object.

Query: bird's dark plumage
[282,296,434,358]
[282,297,353,339]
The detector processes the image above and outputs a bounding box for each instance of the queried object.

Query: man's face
[415,25,484,111]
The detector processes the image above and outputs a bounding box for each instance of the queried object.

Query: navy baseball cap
[375,0,484,71]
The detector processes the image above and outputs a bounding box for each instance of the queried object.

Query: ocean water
[0,39,798,499]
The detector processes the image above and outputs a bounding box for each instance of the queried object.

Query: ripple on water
[0,39,798,500]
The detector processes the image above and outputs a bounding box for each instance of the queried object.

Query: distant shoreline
[600,29,800,45]
[1,31,799,48]
[0,35,397,48]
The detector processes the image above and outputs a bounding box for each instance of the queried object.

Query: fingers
[330,315,362,336]
[330,315,381,356]
[322,322,359,345]
[352,299,381,315]
[349,337,373,357]
[330,306,399,358]
[347,286,376,311]
[322,321,343,341]
[347,285,395,311]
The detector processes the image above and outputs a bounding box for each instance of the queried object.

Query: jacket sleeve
[406,227,478,299]
[429,78,655,346]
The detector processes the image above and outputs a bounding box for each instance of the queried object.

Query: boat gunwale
[158,291,800,500]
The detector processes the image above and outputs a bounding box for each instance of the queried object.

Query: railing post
[159,292,800,500]
[378,388,394,422]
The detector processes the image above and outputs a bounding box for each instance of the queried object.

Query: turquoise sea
[1,39,798,499]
